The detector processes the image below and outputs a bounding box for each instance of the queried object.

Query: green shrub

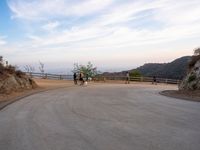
[130,70,142,77]
[188,74,196,83]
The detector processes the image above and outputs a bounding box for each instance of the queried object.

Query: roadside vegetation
[72,62,99,78]
[130,70,142,77]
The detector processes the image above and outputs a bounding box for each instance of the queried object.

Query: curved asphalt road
[0,84,200,150]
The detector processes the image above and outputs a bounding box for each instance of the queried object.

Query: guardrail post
[165,79,168,84]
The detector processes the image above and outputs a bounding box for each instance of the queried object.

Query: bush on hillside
[194,47,200,56]
[130,70,142,77]
[189,48,200,70]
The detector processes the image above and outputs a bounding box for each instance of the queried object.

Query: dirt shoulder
[0,78,74,110]
[160,90,200,102]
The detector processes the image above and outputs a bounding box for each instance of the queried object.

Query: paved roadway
[0,84,200,150]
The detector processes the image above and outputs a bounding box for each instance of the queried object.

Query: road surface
[0,84,200,150]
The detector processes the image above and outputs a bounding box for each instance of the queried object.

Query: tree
[130,70,142,77]
[39,61,45,78]
[39,61,45,74]
[189,47,200,69]
[72,62,98,78]
[0,56,9,70]
[194,47,200,56]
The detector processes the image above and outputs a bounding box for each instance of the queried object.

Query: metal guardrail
[25,72,73,80]
[95,76,181,84]
[25,72,181,84]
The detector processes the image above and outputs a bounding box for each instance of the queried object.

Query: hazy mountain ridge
[102,56,191,79]
[136,56,191,79]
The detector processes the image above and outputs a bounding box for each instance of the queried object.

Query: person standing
[73,72,77,85]
[79,72,84,85]
[125,72,130,84]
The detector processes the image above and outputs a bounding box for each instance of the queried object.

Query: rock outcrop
[0,56,38,94]
[0,63,38,94]
[179,56,200,90]
[0,74,37,94]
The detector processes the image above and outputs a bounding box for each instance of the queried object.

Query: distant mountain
[135,56,191,79]
[102,56,191,79]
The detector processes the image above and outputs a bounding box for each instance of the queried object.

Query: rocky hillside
[179,55,200,90]
[0,59,37,94]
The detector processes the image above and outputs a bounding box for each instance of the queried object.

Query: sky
[0,0,200,73]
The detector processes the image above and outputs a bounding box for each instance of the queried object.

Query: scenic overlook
[0,0,200,150]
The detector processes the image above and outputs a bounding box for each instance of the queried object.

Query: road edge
[159,90,200,102]
[0,86,74,111]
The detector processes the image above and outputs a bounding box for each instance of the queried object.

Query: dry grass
[34,78,73,88]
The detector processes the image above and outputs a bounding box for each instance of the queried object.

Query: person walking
[152,76,157,85]
[73,72,77,85]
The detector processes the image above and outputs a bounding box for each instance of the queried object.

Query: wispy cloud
[8,0,200,45]
[42,21,60,31]
[3,0,200,71]
[8,0,113,21]
[154,0,200,25]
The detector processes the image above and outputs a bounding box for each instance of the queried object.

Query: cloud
[154,0,200,25]
[42,21,60,31]
[27,26,113,47]
[5,0,200,71]
[8,0,113,21]
[8,0,200,44]
[91,0,164,27]
[0,36,7,45]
